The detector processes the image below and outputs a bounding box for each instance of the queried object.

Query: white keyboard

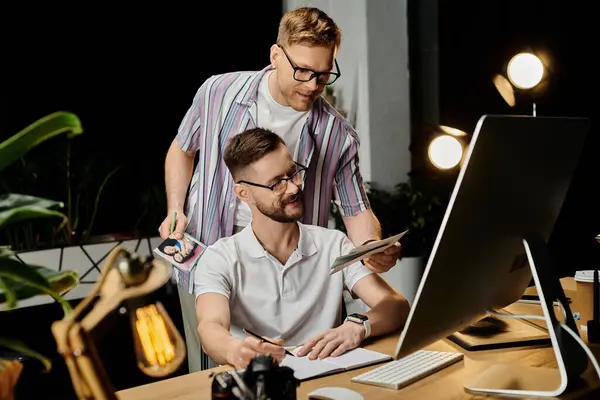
[351,350,464,390]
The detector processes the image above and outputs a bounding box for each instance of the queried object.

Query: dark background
[2,1,599,398]
[435,1,598,277]
[4,4,285,239]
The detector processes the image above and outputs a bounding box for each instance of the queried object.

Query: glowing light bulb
[131,302,185,377]
[428,135,463,170]
[507,53,544,89]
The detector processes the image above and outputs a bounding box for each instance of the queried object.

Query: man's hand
[363,242,401,273]
[158,210,188,240]
[296,321,364,360]
[227,336,286,370]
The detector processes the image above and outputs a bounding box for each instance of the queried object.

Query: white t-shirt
[193,222,373,346]
[233,71,310,227]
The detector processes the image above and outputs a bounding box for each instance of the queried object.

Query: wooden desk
[117,279,600,400]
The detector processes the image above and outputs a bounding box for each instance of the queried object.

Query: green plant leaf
[0,276,16,309]
[0,247,14,257]
[0,193,67,230]
[2,265,79,300]
[0,337,52,372]
[0,111,83,173]
[36,268,79,295]
[0,258,75,316]
[0,193,63,211]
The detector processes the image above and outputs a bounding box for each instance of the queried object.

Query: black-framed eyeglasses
[236,162,308,196]
[278,45,341,86]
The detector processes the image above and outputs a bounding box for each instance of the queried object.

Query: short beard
[256,191,304,223]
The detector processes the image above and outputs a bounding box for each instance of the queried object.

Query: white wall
[283,0,411,189]
[365,0,411,188]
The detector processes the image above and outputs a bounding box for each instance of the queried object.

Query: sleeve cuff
[346,269,374,293]
[194,289,230,301]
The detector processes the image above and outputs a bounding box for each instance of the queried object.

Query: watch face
[349,313,368,322]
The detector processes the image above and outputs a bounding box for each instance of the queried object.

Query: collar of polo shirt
[241,222,318,259]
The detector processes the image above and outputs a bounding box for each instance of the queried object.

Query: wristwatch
[345,313,371,339]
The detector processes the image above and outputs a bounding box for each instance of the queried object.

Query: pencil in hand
[170,211,177,235]
[242,328,295,357]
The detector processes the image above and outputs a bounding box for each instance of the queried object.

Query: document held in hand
[330,230,408,275]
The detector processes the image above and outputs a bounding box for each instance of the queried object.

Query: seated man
[194,127,410,369]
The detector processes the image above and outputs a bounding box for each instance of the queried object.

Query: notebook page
[325,347,392,369]
[280,354,342,380]
[279,347,392,380]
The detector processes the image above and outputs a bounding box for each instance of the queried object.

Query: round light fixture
[507,52,544,89]
[493,74,516,107]
[428,135,463,170]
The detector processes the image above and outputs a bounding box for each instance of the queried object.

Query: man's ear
[233,183,252,205]
[270,44,280,69]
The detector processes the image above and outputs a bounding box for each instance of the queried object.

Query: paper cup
[573,270,600,333]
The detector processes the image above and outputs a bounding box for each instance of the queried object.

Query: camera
[211,355,299,400]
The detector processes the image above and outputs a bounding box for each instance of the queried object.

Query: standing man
[158,7,402,372]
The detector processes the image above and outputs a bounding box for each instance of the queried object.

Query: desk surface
[116,278,600,400]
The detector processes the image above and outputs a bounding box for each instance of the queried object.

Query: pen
[170,211,177,235]
[242,328,295,357]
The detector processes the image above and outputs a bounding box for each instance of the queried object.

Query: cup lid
[574,270,600,283]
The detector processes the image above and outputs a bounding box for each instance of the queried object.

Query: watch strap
[363,318,371,339]
[345,315,371,340]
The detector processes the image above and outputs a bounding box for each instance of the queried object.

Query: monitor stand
[463,234,590,397]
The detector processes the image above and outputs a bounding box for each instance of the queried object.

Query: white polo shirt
[193,222,373,346]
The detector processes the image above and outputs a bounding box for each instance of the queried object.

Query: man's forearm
[198,321,240,366]
[165,139,195,212]
[364,294,410,338]
[342,209,382,247]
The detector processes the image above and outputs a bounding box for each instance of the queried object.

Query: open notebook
[280,346,392,381]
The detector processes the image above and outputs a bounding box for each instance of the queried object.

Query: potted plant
[0,111,81,400]
[370,177,445,302]
[1,133,121,252]
[1,113,160,307]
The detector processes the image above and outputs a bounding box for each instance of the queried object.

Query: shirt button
[230,203,234,208]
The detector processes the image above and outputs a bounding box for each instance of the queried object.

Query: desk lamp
[427,125,468,170]
[493,51,547,116]
[51,247,186,400]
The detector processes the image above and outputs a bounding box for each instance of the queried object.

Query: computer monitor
[393,114,591,396]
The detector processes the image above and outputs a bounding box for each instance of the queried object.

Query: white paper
[280,346,392,381]
[326,347,392,369]
[280,354,343,380]
[330,230,408,275]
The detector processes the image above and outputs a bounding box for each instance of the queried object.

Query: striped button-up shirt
[174,66,370,293]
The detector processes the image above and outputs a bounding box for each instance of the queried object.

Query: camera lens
[250,355,274,374]
[211,372,236,398]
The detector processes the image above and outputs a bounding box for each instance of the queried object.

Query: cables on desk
[487,306,600,380]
